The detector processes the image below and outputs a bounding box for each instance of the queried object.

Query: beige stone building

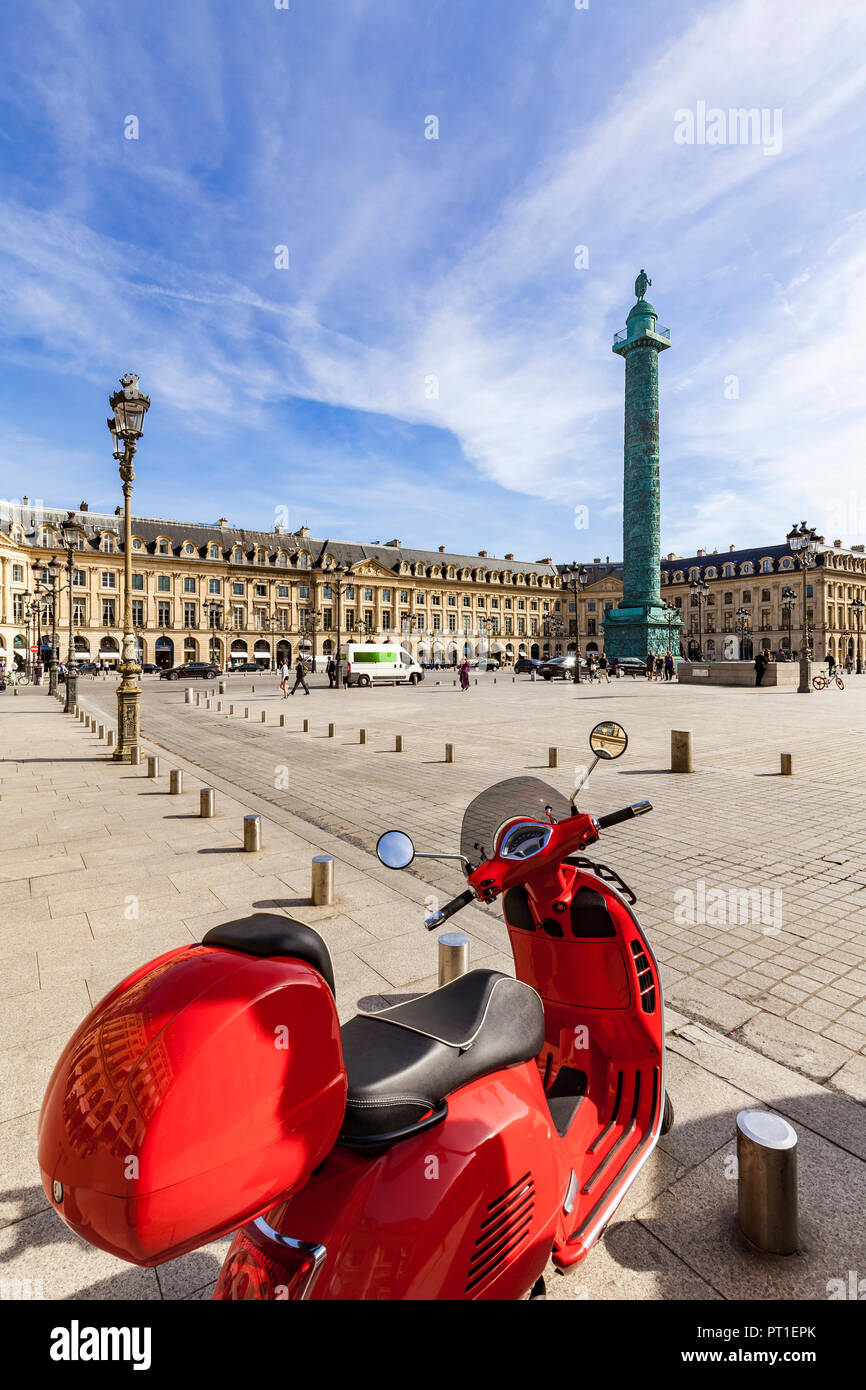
[0,501,563,673]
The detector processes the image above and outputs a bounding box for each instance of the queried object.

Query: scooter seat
[202,914,336,995]
[339,970,545,1142]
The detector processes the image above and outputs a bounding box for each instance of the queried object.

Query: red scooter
[38,720,671,1300]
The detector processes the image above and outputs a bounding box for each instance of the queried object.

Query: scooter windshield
[460,777,574,871]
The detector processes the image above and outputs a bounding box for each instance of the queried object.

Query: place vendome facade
[0,499,864,672]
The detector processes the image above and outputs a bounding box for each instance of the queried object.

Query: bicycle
[6,670,30,687]
[812,670,844,691]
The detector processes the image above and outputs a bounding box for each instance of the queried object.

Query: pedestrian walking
[845,652,854,675]
[597,653,610,684]
[826,653,835,678]
[644,652,654,680]
[664,650,674,681]
[459,658,471,691]
[278,660,290,698]
[754,651,767,687]
[326,657,337,688]
[290,657,310,696]
[654,654,664,681]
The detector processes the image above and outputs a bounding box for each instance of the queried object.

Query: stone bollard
[531,671,537,682]
[781,753,793,776]
[217,701,222,712]
[185,688,193,704]
[130,746,142,767]
[279,714,286,727]
[107,730,115,747]
[261,711,267,723]
[311,855,335,906]
[737,1110,798,1255]
[244,708,250,719]
[303,719,309,733]
[251,685,256,694]
[438,932,470,987]
[445,743,454,763]
[360,728,367,745]
[219,681,227,694]
[170,769,183,795]
[243,814,262,852]
[328,723,336,738]
[200,788,215,818]
[97,724,105,740]
[229,704,235,715]
[147,755,159,779]
[671,729,693,773]
[395,734,404,752]
[548,747,558,769]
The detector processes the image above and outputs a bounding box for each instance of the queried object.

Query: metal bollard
[217,701,222,712]
[185,688,193,704]
[438,932,470,987]
[531,671,537,682]
[548,747,558,769]
[279,714,286,727]
[243,814,262,852]
[130,746,142,767]
[97,723,105,739]
[781,753,793,776]
[229,704,235,715]
[251,685,256,694]
[170,769,183,795]
[200,788,215,818]
[395,734,404,752]
[328,723,336,738]
[219,681,227,694]
[244,707,250,719]
[148,755,159,779]
[359,728,367,745]
[311,855,335,906]
[303,719,309,733]
[736,1110,798,1255]
[445,742,454,763]
[671,729,693,773]
[261,711,267,723]
[107,730,115,747]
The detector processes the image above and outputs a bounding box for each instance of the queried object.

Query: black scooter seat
[339,970,545,1142]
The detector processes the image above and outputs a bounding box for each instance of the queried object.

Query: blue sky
[1,0,864,562]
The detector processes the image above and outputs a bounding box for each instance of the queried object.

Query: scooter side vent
[629,940,656,1013]
[465,1172,535,1294]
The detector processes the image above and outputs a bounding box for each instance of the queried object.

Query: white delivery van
[341,644,424,687]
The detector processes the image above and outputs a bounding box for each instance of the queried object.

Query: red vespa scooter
[38,720,670,1299]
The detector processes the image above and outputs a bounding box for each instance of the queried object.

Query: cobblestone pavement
[1,684,865,1302]
[76,668,866,1101]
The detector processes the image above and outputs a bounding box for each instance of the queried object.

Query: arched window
[233,547,243,563]
[741,562,753,575]
[705,567,716,579]
[256,548,266,564]
[209,544,221,559]
[761,559,773,573]
[278,551,287,566]
[674,571,684,583]
[723,564,734,577]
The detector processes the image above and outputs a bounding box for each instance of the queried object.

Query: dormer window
[705,567,716,579]
[102,534,115,553]
[256,548,266,564]
[209,544,221,559]
[184,543,196,556]
[157,538,170,555]
[233,547,243,563]
[132,538,143,550]
[723,564,734,577]
[674,571,684,583]
[297,552,309,568]
[741,562,753,575]
[779,557,792,570]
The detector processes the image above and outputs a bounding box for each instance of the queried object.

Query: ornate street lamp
[300,607,323,667]
[736,604,752,660]
[786,521,819,694]
[661,601,678,656]
[689,576,710,660]
[36,560,61,694]
[107,374,151,758]
[329,562,354,689]
[780,585,796,661]
[60,514,85,711]
[561,563,589,682]
[203,599,225,666]
[853,597,865,675]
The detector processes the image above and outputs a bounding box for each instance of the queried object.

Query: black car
[141,663,159,674]
[231,661,264,673]
[514,657,542,674]
[538,655,590,680]
[614,657,646,678]
[160,662,221,681]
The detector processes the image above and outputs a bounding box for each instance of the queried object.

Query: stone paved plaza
[1,674,864,1301]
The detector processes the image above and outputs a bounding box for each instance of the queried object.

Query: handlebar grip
[425,888,475,931]
[596,799,653,830]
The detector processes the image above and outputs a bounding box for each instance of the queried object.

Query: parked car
[471,657,501,672]
[140,663,159,674]
[614,657,646,678]
[160,662,221,681]
[514,657,542,674]
[538,655,589,680]
[231,662,263,674]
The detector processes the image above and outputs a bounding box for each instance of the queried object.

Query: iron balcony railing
[613,323,671,346]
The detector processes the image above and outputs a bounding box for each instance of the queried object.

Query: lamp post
[203,600,225,666]
[61,514,84,711]
[689,576,710,660]
[561,563,589,682]
[330,563,354,689]
[786,521,819,694]
[300,608,323,669]
[662,601,678,655]
[543,612,564,657]
[107,374,151,759]
[36,561,61,694]
[736,605,752,660]
[852,597,865,675]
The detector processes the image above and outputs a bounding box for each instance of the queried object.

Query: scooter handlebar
[425,889,475,931]
[595,799,653,831]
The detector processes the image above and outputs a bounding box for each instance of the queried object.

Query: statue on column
[634,269,651,301]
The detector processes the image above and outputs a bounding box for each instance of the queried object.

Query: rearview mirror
[376,830,415,870]
[588,721,628,760]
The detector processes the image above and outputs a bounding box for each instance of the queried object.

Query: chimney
[217,517,228,528]
[834,539,842,547]
[299,525,310,538]
[606,555,610,563]
[538,557,552,565]
[22,495,28,506]
[504,553,514,561]
[385,538,401,548]
[478,550,487,558]
[80,501,89,512]
[438,545,446,552]
[667,552,677,560]
[274,523,284,534]
[729,543,736,552]
[852,544,865,553]
[697,548,706,557]
[593,557,601,564]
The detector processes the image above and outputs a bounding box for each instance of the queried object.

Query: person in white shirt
[278,661,290,699]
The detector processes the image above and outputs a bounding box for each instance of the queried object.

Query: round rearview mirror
[376,830,416,870]
[589,721,628,760]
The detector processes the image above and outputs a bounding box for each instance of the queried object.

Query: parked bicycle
[5,669,30,686]
[812,670,844,692]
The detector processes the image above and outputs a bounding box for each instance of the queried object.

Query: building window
[12,564,23,582]
[364,588,373,601]
[132,600,144,627]
[101,571,116,588]
[157,575,171,592]
[322,585,332,599]
[448,614,456,632]
[132,538,143,551]
[184,603,196,628]
[448,594,456,606]
[382,589,391,603]
[277,584,288,598]
[102,535,114,553]
[399,590,409,603]
[322,610,332,630]
[505,617,513,634]
[158,601,171,626]
[184,577,196,594]
[345,609,355,628]
[102,599,116,625]
[233,606,245,627]
[299,585,309,600]
[382,611,391,629]
[210,545,221,559]
[158,540,169,555]
[132,573,144,590]
[209,579,221,594]
[432,613,441,631]
[232,581,244,595]
[416,592,424,604]
[256,584,267,597]
[72,600,85,626]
